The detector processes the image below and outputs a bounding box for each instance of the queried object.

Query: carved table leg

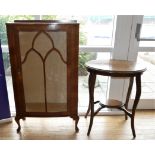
[15,116,21,133]
[131,116,136,138]
[85,101,91,118]
[124,77,134,120]
[87,72,96,136]
[131,74,141,138]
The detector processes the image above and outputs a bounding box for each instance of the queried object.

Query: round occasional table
[85,59,146,138]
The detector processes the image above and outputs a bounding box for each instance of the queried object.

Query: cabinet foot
[72,116,79,132]
[15,116,21,133]
[75,119,79,132]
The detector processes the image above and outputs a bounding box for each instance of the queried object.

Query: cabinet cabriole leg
[75,116,79,132]
[72,115,79,132]
[15,116,21,133]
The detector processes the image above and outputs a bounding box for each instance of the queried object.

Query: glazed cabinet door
[6,23,79,116]
[19,31,67,113]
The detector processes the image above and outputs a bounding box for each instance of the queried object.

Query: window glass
[0,15,35,45]
[77,16,115,46]
[131,52,155,100]
[139,16,155,47]
[42,15,115,46]
[78,52,110,112]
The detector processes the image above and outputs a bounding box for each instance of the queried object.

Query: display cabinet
[6,21,79,132]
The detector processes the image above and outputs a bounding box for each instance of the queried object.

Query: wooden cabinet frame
[6,21,79,132]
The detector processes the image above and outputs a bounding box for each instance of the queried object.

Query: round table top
[85,59,147,74]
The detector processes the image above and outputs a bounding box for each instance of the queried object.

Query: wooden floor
[0,110,155,140]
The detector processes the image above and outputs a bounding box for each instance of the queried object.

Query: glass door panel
[19,31,45,112]
[22,51,45,112]
[46,32,67,112]
[19,30,68,112]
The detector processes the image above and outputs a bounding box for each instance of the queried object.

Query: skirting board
[0,117,12,124]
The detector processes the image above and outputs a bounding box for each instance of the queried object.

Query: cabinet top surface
[85,59,147,74]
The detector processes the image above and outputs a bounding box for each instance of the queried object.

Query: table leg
[124,77,134,120]
[85,100,91,118]
[87,72,96,136]
[131,74,141,138]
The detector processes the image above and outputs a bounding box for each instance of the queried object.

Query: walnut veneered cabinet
[6,21,79,132]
